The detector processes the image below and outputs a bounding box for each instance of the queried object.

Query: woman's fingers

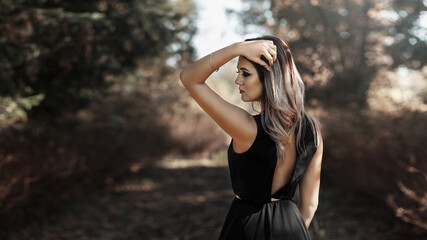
[263,50,274,66]
[254,57,270,69]
[241,40,277,69]
[270,43,277,62]
[270,43,277,61]
[264,42,276,66]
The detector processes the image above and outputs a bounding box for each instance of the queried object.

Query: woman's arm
[298,131,323,229]
[179,41,276,146]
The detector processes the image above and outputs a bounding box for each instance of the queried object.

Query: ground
[7,152,424,240]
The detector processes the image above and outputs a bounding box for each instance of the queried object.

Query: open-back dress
[219,111,318,240]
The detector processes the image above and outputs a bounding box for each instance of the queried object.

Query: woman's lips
[239,89,244,94]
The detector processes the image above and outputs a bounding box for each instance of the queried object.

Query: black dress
[219,112,318,240]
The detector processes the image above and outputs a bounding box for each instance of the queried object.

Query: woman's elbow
[179,70,186,84]
[308,200,319,211]
[299,201,318,213]
[309,203,318,213]
[179,69,193,88]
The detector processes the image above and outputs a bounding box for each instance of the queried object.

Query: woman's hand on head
[235,40,277,70]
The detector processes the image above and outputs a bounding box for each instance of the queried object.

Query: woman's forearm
[180,42,242,85]
[298,205,317,229]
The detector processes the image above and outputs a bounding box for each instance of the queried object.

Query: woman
[180,35,323,240]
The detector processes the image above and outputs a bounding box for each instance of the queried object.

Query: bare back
[271,134,297,196]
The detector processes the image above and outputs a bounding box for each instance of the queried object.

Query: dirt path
[8,153,423,240]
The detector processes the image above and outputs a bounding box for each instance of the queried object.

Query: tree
[229,0,426,108]
[0,0,196,122]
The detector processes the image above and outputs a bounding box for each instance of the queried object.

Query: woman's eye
[236,71,251,77]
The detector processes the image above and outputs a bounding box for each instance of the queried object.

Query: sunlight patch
[156,158,227,169]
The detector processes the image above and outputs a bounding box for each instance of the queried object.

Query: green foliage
[0,0,196,119]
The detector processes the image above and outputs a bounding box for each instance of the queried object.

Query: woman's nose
[235,76,242,85]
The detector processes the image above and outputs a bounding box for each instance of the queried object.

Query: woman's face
[235,56,263,102]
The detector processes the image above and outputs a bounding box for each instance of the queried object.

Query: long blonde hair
[245,36,321,160]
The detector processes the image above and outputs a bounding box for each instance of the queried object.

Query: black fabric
[227,113,277,204]
[220,112,318,239]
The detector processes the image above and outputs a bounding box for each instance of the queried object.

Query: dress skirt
[219,197,312,240]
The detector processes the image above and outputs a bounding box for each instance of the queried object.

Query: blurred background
[0,0,426,239]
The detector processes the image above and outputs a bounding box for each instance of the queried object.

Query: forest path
[8,152,416,240]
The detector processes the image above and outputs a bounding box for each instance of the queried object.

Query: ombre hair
[245,35,322,159]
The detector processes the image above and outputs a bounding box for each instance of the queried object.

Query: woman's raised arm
[179,41,276,148]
